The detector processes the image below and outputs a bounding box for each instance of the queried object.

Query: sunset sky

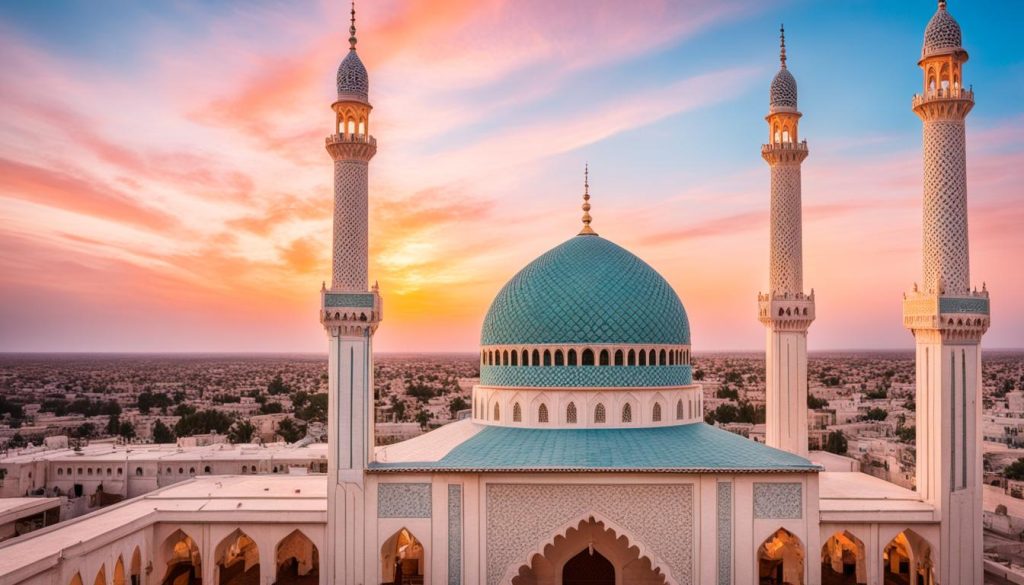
[0,0,1021,353]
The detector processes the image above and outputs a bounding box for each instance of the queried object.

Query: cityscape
[0,1,1021,585]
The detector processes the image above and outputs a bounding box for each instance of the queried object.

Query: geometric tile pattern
[752,482,802,519]
[770,68,797,109]
[336,50,369,101]
[922,120,970,296]
[448,484,462,585]
[480,364,692,388]
[378,483,432,518]
[769,164,804,295]
[485,483,693,585]
[939,297,989,315]
[367,423,820,472]
[922,3,962,58]
[324,293,375,308]
[717,481,733,585]
[333,160,369,292]
[481,235,690,345]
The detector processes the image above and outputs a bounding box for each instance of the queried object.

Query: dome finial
[779,24,787,69]
[938,0,947,9]
[579,164,597,236]
[349,1,358,51]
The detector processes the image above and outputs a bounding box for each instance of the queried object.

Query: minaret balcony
[761,140,808,164]
[325,133,377,161]
[758,291,815,329]
[326,133,377,146]
[912,87,974,108]
[912,88,974,121]
[902,290,990,339]
[321,289,383,335]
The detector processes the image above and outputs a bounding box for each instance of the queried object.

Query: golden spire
[579,164,597,236]
[779,24,787,69]
[349,1,357,51]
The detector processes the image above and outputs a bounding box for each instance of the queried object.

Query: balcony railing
[325,133,377,146]
[912,87,974,107]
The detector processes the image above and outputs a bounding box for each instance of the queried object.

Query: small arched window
[648,349,656,365]
[532,349,541,367]
[676,400,684,420]
[669,351,675,366]
[543,350,552,366]
[511,351,518,366]
[568,349,578,366]
[622,403,633,423]
[594,403,606,424]
[614,350,624,366]
[135,467,143,476]
[189,467,195,475]
[116,468,122,475]
[178,467,184,474]
[659,349,667,365]
[627,349,636,366]
[241,466,248,474]
[652,403,662,422]
[521,349,528,365]
[638,350,647,366]
[57,468,63,476]
[502,350,509,365]
[204,466,211,473]
[599,350,610,366]
[582,349,595,366]
[166,467,172,475]
[554,350,564,366]
[493,403,501,421]
[538,404,549,423]
[513,402,522,422]
[566,402,577,424]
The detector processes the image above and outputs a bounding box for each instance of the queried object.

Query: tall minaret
[321,4,381,585]
[759,26,814,457]
[903,2,989,583]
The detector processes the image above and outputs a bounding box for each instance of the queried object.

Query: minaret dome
[769,25,797,111]
[922,0,964,58]
[336,2,369,103]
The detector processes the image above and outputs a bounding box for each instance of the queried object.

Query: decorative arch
[883,529,933,585]
[506,513,675,585]
[758,528,805,585]
[567,349,578,366]
[513,402,523,423]
[130,547,142,585]
[380,527,424,585]
[70,573,84,585]
[593,402,607,424]
[821,530,866,585]
[676,399,684,420]
[652,402,662,423]
[93,567,106,585]
[214,529,260,585]
[621,403,633,424]
[537,403,549,424]
[275,529,319,585]
[159,529,201,585]
[493,402,501,421]
[599,349,610,366]
[113,557,125,585]
[566,402,578,424]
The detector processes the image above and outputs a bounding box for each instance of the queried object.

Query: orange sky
[0,0,1021,352]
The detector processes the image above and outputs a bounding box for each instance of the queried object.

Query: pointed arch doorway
[563,548,614,585]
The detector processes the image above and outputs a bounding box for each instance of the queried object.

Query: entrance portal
[562,549,614,585]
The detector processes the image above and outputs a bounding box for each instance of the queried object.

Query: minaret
[759,26,814,457]
[321,4,380,585]
[903,2,989,583]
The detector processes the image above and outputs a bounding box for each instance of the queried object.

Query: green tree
[118,421,136,440]
[259,401,283,415]
[267,374,291,395]
[7,433,27,449]
[824,430,848,455]
[391,397,407,422]
[71,423,95,439]
[897,426,916,443]
[1005,458,1024,481]
[228,420,256,444]
[449,396,469,418]
[152,420,176,444]
[296,393,328,422]
[174,410,233,437]
[276,418,304,443]
[693,369,706,381]
[865,408,888,422]
[415,410,431,429]
[807,394,829,409]
[106,414,121,436]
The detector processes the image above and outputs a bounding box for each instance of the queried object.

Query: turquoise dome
[481,235,690,346]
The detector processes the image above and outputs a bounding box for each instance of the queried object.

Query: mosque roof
[370,420,819,473]
[922,1,963,58]
[481,235,690,346]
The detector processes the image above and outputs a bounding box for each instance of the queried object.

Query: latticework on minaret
[902,3,990,583]
[758,26,814,457]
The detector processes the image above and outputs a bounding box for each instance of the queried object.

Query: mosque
[0,2,991,585]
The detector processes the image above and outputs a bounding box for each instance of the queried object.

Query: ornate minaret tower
[759,26,814,457]
[321,4,380,584]
[903,2,989,583]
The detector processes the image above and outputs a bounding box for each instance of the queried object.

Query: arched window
[568,349,578,366]
[554,350,564,366]
[582,349,595,366]
[513,402,522,422]
[614,350,624,366]
[599,349,610,366]
[638,349,647,366]
[538,404,549,423]
[627,349,635,366]
[358,120,366,135]
[521,349,529,365]
[493,403,501,421]
[57,468,63,476]
[189,467,195,475]
[532,349,541,367]
[782,129,791,143]
[648,349,656,365]
[502,350,509,365]
[135,467,143,476]
[116,468,122,475]
[659,349,667,365]
[621,403,632,423]
[669,351,675,366]
[594,404,606,424]
[241,465,248,474]
[566,402,577,424]
[347,119,356,135]
[511,351,518,366]
[676,400,684,420]
[652,403,662,422]
[204,466,211,473]
[543,350,552,366]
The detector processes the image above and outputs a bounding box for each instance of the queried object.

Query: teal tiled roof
[481,236,690,346]
[480,365,692,388]
[368,423,818,473]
